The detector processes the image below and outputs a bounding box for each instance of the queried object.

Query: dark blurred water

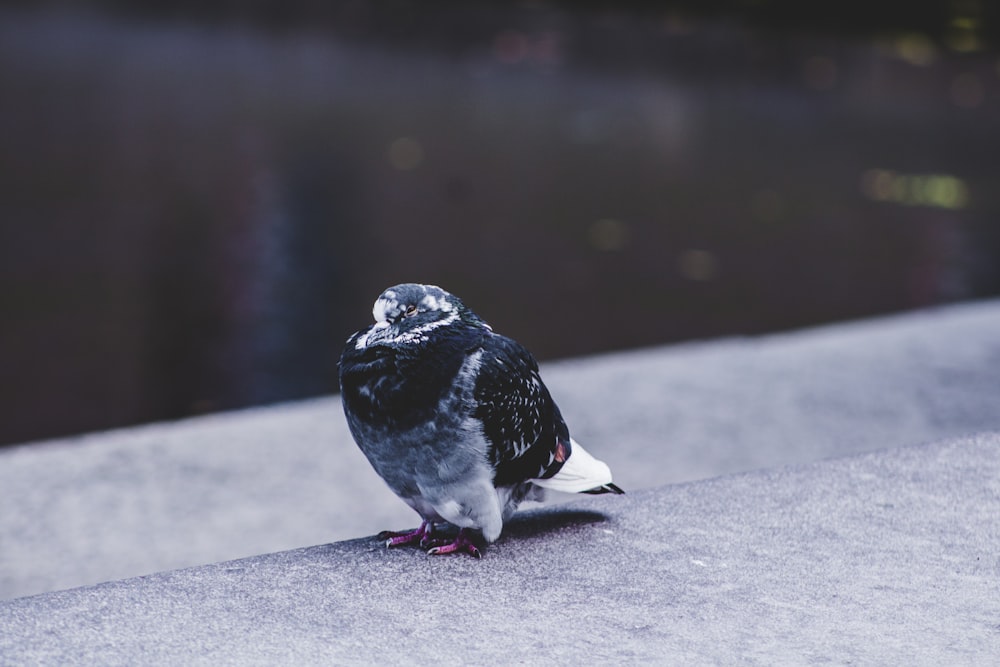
[1,6,998,446]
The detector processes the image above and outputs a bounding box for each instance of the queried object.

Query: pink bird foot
[377,521,435,548]
[425,528,482,559]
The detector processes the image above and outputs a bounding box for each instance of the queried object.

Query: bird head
[352,283,489,350]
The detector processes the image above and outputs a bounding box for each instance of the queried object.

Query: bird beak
[355,320,391,350]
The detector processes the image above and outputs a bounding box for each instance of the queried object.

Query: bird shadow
[499,507,611,542]
[359,507,612,555]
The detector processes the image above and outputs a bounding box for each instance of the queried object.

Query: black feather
[473,334,570,488]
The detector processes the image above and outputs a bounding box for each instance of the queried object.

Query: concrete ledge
[2,300,1000,600]
[2,433,998,663]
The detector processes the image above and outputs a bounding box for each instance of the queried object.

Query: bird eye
[404,305,418,317]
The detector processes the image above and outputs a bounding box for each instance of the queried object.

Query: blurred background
[1,1,998,447]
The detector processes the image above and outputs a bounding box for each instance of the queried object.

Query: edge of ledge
[2,433,998,663]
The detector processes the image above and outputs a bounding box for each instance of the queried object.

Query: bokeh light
[587,218,631,252]
[387,137,424,171]
[893,33,938,66]
[946,16,983,53]
[860,169,970,209]
[677,249,719,282]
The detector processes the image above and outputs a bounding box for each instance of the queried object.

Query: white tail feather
[532,438,614,494]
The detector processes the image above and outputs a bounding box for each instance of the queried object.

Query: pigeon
[339,283,623,557]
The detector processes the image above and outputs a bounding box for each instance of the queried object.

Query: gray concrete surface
[2,300,999,600]
[2,433,998,664]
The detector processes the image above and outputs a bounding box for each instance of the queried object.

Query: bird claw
[425,529,482,559]
[377,523,483,558]
[417,535,447,549]
[377,521,432,548]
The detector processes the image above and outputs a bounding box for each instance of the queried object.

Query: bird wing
[472,334,571,488]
